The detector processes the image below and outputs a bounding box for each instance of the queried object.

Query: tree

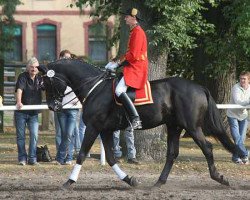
[0,0,21,132]
[192,1,250,129]
[0,0,21,59]
[72,0,216,161]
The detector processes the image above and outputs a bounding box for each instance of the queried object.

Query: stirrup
[132,119,142,129]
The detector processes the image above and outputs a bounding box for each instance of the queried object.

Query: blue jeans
[227,117,249,161]
[113,128,136,159]
[54,113,61,151]
[67,124,81,161]
[78,112,86,143]
[56,109,79,163]
[15,111,39,163]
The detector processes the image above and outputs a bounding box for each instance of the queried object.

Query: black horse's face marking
[42,75,67,111]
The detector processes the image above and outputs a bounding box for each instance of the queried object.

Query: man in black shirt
[15,57,42,165]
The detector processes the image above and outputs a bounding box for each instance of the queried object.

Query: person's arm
[16,88,23,110]
[232,86,250,106]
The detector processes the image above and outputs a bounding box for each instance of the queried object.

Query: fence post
[0,59,4,133]
[41,109,50,131]
[41,91,50,131]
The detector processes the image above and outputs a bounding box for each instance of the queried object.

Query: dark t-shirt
[15,72,42,115]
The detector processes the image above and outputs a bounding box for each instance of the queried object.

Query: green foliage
[204,0,250,77]
[0,0,22,59]
[167,49,194,78]
[145,0,214,52]
[71,0,121,20]
[72,0,250,78]
[73,0,213,52]
[144,0,214,78]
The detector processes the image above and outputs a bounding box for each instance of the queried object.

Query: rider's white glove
[105,61,119,71]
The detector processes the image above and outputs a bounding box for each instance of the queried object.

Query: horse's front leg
[63,125,99,188]
[100,132,139,187]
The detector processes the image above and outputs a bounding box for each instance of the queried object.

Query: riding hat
[120,8,143,21]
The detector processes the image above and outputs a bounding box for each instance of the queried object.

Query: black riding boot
[118,92,142,129]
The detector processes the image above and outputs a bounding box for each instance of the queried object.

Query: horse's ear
[37,65,48,75]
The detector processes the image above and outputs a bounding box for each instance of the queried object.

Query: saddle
[113,78,153,106]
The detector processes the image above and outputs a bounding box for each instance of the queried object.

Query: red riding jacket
[120,25,148,89]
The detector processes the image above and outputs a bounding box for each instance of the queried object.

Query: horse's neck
[70,73,105,103]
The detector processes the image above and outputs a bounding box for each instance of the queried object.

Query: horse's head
[38,65,67,111]
[38,59,104,111]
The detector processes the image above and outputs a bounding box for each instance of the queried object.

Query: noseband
[45,70,70,107]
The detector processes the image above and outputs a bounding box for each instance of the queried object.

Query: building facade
[4,0,116,64]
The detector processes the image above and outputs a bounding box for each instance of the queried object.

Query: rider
[105,8,148,129]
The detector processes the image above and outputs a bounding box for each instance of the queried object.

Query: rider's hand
[105,61,119,71]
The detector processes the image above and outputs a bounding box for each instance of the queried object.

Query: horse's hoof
[222,181,230,186]
[129,176,140,187]
[154,179,166,188]
[123,175,140,187]
[62,179,75,190]
[220,176,230,186]
[212,174,230,186]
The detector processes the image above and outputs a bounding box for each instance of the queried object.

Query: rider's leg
[115,77,142,129]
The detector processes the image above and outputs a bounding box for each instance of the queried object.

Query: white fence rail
[0,103,248,166]
[0,104,82,111]
[217,104,250,109]
[1,104,249,111]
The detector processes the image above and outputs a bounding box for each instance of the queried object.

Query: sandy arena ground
[0,160,249,200]
[0,132,249,200]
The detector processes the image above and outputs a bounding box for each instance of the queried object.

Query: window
[37,24,56,62]
[88,23,108,63]
[4,25,22,62]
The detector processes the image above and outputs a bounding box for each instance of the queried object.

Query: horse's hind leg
[188,127,229,186]
[155,126,182,187]
[63,125,99,188]
[100,132,139,187]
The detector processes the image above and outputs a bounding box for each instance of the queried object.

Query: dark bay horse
[39,59,236,188]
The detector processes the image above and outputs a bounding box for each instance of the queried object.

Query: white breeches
[115,77,128,97]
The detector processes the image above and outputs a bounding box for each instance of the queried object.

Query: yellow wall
[18,0,83,11]
[10,0,115,61]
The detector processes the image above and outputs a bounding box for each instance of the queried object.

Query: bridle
[44,70,69,109]
[44,69,112,108]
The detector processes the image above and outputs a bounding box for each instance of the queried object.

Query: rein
[46,70,112,107]
[82,79,104,103]
[80,71,113,104]
[59,74,103,106]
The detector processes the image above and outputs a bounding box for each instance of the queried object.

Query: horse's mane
[47,59,103,77]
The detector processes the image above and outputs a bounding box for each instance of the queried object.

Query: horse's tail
[204,88,236,154]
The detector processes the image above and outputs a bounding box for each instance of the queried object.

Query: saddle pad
[113,80,154,106]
